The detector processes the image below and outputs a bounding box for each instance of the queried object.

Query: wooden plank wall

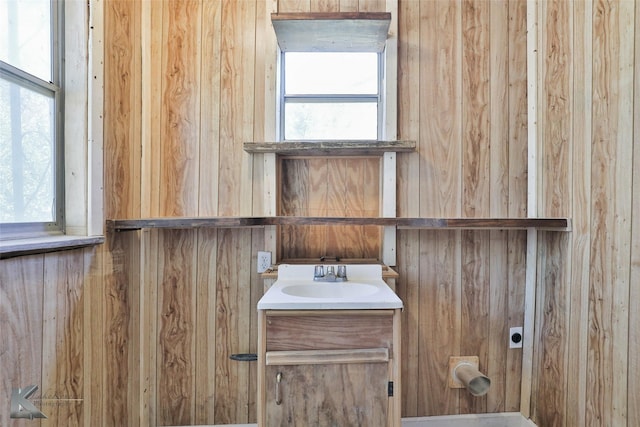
[1,1,639,426]
[531,1,639,427]
[396,0,528,417]
[279,157,382,260]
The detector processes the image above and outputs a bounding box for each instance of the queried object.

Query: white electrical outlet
[510,326,523,348]
[257,251,271,273]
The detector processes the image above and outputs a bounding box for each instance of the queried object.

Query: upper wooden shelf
[271,12,391,52]
[243,141,416,156]
[106,216,570,232]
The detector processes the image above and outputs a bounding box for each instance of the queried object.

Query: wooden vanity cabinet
[257,309,401,427]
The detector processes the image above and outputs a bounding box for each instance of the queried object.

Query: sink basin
[281,282,378,299]
[257,264,403,310]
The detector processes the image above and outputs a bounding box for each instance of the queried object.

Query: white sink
[257,264,403,310]
[281,282,378,299]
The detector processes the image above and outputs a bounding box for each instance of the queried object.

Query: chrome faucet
[313,265,348,282]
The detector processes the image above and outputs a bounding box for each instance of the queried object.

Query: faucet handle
[336,265,347,280]
[314,265,324,279]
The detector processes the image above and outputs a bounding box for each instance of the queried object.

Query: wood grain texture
[104,0,140,220]
[396,0,420,416]
[194,229,218,424]
[103,233,137,426]
[156,230,197,425]
[266,312,393,351]
[462,0,490,218]
[139,229,159,427]
[4,1,638,426]
[160,0,201,217]
[218,0,256,216]
[140,0,163,218]
[587,1,634,425]
[0,256,44,427]
[629,3,640,426]
[265,363,388,426]
[532,232,570,426]
[82,245,104,427]
[213,229,253,424]
[565,1,592,425]
[279,157,382,260]
[198,0,222,217]
[41,251,85,426]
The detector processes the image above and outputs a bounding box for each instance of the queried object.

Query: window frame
[277,51,385,142]
[0,0,65,240]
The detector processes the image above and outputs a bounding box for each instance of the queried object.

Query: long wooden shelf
[106,216,570,232]
[243,140,416,156]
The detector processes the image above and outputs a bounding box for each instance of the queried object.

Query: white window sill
[0,235,105,260]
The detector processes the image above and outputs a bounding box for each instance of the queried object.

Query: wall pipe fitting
[453,362,491,396]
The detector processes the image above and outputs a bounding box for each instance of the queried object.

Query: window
[280,51,383,141]
[0,0,63,239]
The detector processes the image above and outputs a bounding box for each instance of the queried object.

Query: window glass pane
[284,102,377,140]
[285,52,378,95]
[0,0,52,82]
[0,77,56,223]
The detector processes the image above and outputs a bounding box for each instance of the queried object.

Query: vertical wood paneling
[487,1,511,410]
[532,232,569,426]
[213,229,253,424]
[83,246,104,427]
[508,0,528,219]
[279,158,381,260]
[140,0,163,218]
[541,0,571,217]
[531,2,572,425]
[460,0,491,415]
[587,1,634,425]
[397,0,420,416]
[311,0,339,13]
[160,0,202,217]
[139,229,159,427]
[460,230,490,415]
[566,1,592,425]
[461,0,490,218]
[103,233,137,426]
[194,229,218,424]
[41,251,84,426]
[198,0,222,217]
[248,228,265,423]
[505,230,526,412]
[358,0,385,13]
[218,0,256,216]
[156,230,197,426]
[279,0,310,13]
[0,256,44,427]
[629,4,640,425]
[104,0,141,220]
[504,2,528,411]
[418,0,463,417]
[4,2,638,427]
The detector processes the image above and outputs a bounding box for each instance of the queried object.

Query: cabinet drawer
[265,310,394,352]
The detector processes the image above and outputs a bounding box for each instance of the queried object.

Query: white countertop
[257,264,403,310]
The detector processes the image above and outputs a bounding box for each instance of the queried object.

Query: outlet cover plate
[510,326,523,348]
[257,251,271,273]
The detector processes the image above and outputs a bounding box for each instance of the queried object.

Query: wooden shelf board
[107,216,570,232]
[243,141,416,156]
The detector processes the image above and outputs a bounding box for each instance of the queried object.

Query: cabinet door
[265,362,389,427]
